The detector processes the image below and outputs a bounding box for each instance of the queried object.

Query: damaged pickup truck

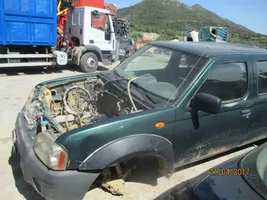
[13,42,267,200]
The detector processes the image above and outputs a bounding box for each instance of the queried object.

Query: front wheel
[80,52,99,73]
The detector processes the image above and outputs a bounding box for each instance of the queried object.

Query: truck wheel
[80,52,99,73]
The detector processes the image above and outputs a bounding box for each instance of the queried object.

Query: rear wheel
[80,52,99,73]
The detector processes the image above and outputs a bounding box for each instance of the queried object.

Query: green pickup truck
[13,42,267,200]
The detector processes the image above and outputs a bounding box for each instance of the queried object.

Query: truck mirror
[92,10,99,16]
[104,24,110,32]
[190,93,221,129]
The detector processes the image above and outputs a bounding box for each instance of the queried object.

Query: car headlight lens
[34,131,69,170]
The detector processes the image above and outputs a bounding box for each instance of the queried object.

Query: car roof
[150,41,267,58]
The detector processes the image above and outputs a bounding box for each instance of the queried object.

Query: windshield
[119,39,130,49]
[241,142,267,198]
[114,44,208,104]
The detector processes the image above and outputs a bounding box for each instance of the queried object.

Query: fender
[74,45,103,65]
[79,134,174,177]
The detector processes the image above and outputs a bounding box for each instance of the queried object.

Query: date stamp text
[209,168,250,176]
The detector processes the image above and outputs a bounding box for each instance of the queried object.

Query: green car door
[173,56,255,167]
[249,55,267,142]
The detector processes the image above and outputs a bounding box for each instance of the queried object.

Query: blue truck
[0,0,119,72]
[0,0,68,67]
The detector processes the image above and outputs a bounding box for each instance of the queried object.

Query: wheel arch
[82,45,103,62]
[78,134,175,177]
[73,45,103,67]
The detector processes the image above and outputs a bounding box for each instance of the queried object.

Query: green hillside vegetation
[118,0,267,47]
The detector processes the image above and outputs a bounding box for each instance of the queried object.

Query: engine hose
[57,27,63,35]
[57,0,67,36]
[57,8,68,16]
[58,0,80,16]
[57,0,62,14]
[127,77,138,112]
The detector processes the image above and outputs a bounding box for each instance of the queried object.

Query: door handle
[241,109,251,116]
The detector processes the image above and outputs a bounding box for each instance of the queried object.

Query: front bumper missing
[14,112,99,200]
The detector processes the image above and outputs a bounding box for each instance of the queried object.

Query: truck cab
[68,6,118,72]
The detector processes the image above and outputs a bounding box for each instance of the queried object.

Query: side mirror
[190,93,221,129]
[192,93,221,114]
[92,10,99,16]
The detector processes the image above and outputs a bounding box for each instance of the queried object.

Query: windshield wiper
[111,72,157,104]
[99,70,128,90]
[129,81,157,104]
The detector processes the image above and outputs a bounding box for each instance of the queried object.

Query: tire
[80,52,99,73]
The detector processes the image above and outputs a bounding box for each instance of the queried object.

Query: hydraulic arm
[57,0,79,47]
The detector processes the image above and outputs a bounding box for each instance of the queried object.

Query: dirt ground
[0,65,255,200]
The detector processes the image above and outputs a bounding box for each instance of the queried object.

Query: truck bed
[0,0,57,46]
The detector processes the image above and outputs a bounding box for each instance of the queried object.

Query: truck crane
[0,0,120,72]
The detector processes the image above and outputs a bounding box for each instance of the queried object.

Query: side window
[91,12,109,31]
[257,61,267,94]
[198,62,248,102]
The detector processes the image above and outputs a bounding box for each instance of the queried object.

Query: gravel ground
[0,65,255,200]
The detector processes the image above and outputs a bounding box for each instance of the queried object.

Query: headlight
[34,131,69,170]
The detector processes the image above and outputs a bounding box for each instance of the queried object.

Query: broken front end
[13,73,155,199]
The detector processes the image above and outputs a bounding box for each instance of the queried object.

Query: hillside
[118,0,267,47]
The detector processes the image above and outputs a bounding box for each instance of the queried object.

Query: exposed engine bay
[20,75,152,195]
[36,75,148,133]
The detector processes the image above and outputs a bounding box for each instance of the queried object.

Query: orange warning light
[155,122,165,129]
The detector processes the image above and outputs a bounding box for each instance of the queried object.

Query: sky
[110,0,267,35]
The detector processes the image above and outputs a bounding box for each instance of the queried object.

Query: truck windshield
[114,44,208,104]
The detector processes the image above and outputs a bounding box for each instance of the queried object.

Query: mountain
[117,0,267,47]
